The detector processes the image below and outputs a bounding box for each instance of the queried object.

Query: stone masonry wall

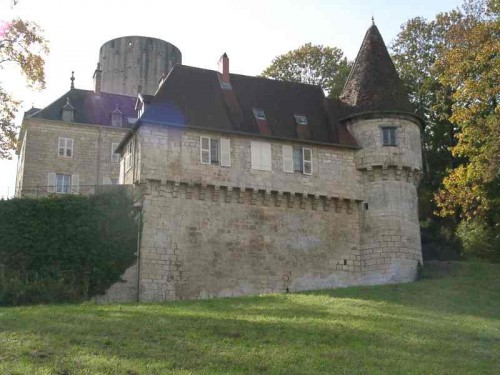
[19,118,127,196]
[138,181,362,301]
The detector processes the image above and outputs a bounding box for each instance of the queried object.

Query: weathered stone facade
[107,112,422,301]
[16,117,127,197]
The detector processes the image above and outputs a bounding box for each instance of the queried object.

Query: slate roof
[138,64,358,147]
[30,89,137,127]
[340,24,414,116]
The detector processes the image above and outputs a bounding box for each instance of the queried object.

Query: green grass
[1,261,499,375]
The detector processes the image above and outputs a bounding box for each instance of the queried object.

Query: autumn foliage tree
[0,15,48,158]
[261,43,351,98]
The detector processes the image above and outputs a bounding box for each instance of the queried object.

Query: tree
[261,43,351,98]
[434,0,499,221]
[0,15,48,159]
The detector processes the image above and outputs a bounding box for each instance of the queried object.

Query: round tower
[98,36,182,97]
[340,24,423,283]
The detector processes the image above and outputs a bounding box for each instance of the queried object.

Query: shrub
[456,218,495,261]
[0,188,137,305]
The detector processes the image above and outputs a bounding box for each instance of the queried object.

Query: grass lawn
[1,261,499,375]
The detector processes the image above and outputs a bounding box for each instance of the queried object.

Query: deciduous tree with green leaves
[261,43,351,98]
[0,9,48,159]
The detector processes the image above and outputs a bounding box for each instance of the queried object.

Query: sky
[0,0,465,198]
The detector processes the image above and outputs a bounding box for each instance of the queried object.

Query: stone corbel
[186,183,193,199]
[263,190,272,206]
[395,165,403,181]
[172,181,180,198]
[225,186,233,203]
[381,165,389,181]
[238,188,246,203]
[199,184,207,201]
[324,197,331,211]
[275,191,283,207]
[345,199,353,214]
[312,195,320,210]
[367,167,374,181]
[250,189,259,205]
[212,185,220,202]
[335,198,342,213]
[299,193,307,209]
[287,193,295,208]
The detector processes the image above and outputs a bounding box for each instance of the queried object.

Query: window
[294,114,308,125]
[382,127,397,146]
[125,140,134,171]
[103,177,119,185]
[56,174,71,193]
[251,141,272,171]
[111,142,120,163]
[58,137,73,158]
[253,108,266,121]
[200,136,231,166]
[282,145,312,175]
[48,173,79,194]
[111,108,123,127]
[111,179,118,185]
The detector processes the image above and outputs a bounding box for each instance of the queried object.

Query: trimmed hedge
[0,189,137,305]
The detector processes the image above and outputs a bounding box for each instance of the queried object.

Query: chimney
[218,53,230,84]
[93,62,102,93]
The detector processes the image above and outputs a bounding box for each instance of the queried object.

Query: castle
[16,24,423,302]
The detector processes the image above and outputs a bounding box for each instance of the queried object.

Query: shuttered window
[48,173,78,194]
[200,136,230,166]
[251,141,272,171]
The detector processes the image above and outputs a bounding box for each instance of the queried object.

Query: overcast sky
[0,0,465,198]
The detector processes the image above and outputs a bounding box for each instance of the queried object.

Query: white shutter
[200,136,210,164]
[67,138,73,157]
[47,173,55,193]
[103,177,111,185]
[251,141,260,170]
[220,138,231,167]
[58,138,64,157]
[282,145,293,173]
[303,147,312,175]
[119,158,125,184]
[261,142,272,171]
[71,174,79,194]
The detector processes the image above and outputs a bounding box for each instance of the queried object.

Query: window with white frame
[111,142,120,163]
[294,114,308,125]
[200,136,231,166]
[124,140,134,171]
[251,141,272,171]
[382,127,397,146]
[47,173,79,194]
[282,145,312,174]
[58,137,73,158]
[253,108,266,121]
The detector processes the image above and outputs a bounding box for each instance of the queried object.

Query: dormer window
[253,108,266,121]
[61,97,75,122]
[111,105,123,127]
[294,114,308,125]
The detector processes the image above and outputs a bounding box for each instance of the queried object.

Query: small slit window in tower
[253,108,266,121]
[294,114,308,125]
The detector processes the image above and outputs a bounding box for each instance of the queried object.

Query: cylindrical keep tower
[347,114,423,284]
[98,36,182,97]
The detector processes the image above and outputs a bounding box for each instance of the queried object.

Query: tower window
[382,127,397,146]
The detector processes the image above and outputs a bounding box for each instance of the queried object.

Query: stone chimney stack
[218,53,230,85]
[93,63,102,93]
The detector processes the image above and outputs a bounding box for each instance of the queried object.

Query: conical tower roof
[340,24,413,115]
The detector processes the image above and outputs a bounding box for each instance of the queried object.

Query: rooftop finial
[70,71,75,90]
[372,16,375,25]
